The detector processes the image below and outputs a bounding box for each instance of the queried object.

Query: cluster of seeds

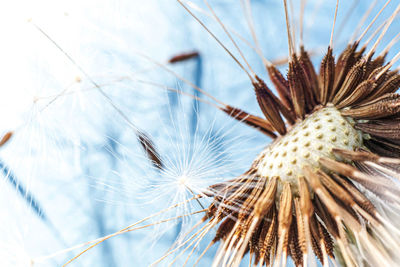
[139,1,400,266]
[202,17,400,266]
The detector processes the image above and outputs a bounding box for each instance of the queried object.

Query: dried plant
[152,1,400,266]
[2,0,400,266]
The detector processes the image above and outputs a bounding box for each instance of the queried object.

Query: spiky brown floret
[203,41,400,266]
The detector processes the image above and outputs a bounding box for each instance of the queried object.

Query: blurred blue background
[0,0,399,266]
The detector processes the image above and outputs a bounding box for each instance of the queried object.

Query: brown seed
[355,119,400,140]
[0,131,13,147]
[168,51,199,63]
[222,105,277,138]
[137,131,163,169]
[319,47,335,105]
[333,42,358,95]
[266,64,293,112]
[341,93,400,119]
[333,58,367,104]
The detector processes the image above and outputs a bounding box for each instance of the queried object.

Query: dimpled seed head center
[256,106,363,192]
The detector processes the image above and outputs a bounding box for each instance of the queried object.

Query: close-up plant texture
[1,0,400,266]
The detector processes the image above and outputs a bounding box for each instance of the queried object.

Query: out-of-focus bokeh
[0,0,399,266]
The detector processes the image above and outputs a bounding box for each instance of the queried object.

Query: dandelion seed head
[177,174,188,185]
[4,0,400,266]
